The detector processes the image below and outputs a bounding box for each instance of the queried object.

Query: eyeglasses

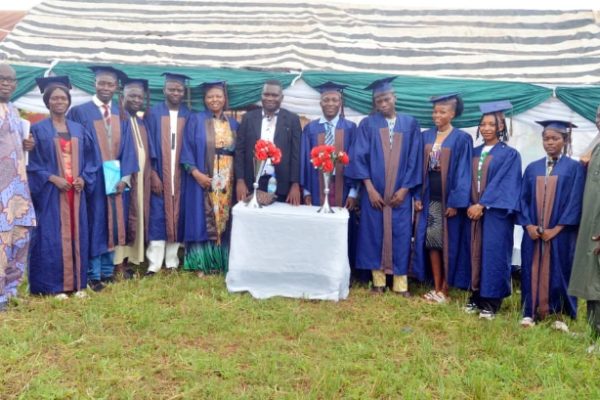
[0,76,17,84]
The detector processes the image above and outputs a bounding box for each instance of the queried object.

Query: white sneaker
[478,310,495,320]
[423,290,437,301]
[54,293,68,300]
[73,291,88,299]
[520,317,536,328]
[552,320,569,333]
[587,344,600,354]
[463,303,479,314]
[431,291,448,304]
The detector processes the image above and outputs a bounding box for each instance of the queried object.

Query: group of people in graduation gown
[343,77,588,328]
[67,66,139,291]
[15,65,600,336]
[26,68,140,296]
[344,80,523,317]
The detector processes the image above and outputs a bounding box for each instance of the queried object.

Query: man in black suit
[235,80,302,205]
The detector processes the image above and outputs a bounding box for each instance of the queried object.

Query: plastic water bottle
[267,176,277,194]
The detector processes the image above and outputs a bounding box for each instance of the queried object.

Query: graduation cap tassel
[118,88,127,121]
[566,126,573,157]
[145,86,150,115]
[186,86,192,110]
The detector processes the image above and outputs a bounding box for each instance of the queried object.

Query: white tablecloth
[226,202,350,301]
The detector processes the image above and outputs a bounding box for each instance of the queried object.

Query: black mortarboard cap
[364,76,397,96]
[88,65,127,82]
[430,92,464,117]
[162,72,191,85]
[122,78,149,91]
[479,100,513,115]
[315,81,348,94]
[536,120,578,134]
[35,76,71,93]
[199,80,226,92]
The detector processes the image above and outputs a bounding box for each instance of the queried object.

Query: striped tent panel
[1,0,599,84]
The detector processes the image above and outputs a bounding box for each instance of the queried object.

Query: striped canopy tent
[1,1,600,85]
[1,1,599,157]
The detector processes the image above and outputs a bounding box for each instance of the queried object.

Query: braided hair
[476,112,509,142]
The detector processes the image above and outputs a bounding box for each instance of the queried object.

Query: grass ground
[1,272,599,399]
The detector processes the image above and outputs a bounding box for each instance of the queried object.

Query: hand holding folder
[103,159,122,195]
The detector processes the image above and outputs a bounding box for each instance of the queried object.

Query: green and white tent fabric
[2,0,600,163]
[2,1,600,84]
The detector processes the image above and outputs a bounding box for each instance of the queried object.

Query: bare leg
[429,249,446,294]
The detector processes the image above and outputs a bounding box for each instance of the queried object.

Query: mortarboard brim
[479,100,513,115]
[430,93,460,103]
[536,120,577,134]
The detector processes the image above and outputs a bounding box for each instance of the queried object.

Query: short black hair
[43,85,71,109]
[263,79,282,88]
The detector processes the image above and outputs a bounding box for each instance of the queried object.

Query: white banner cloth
[226,202,350,301]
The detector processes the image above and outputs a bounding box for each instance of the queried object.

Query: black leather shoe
[144,271,156,278]
[122,268,135,280]
[394,291,411,298]
[101,276,115,284]
[371,286,385,294]
[89,280,105,292]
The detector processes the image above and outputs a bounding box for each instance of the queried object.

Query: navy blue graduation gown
[345,112,423,275]
[301,116,359,267]
[300,117,357,205]
[27,119,98,294]
[411,128,473,289]
[180,111,239,243]
[144,102,191,242]
[468,142,522,299]
[68,101,139,257]
[518,157,584,319]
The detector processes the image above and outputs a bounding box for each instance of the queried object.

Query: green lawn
[1,272,598,399]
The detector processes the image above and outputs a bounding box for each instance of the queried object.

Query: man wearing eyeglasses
[0,63,36,311]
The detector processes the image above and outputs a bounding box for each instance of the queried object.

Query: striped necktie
[325,121,334,145]
[102,104,111,127]
[547,157,557,176]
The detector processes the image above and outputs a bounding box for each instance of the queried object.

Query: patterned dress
[0,103,36,304]
[184,116,235,273]
[426,141,443,250]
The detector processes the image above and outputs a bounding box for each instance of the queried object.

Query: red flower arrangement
[254,139,282,165]
[310,145,350,174]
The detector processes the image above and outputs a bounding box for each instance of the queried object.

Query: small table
[226,202,350,301]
